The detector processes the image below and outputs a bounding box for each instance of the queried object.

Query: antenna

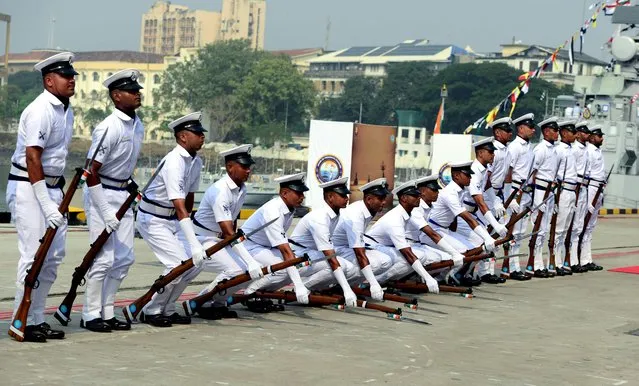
[47,14,56,48]
[324,16,331,51]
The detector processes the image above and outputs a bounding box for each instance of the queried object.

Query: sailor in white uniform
[81,69,145,332]
[427,162,498,287]
[527,117,560,278]
[367,181,440,293]
[551,120,578,276]
[484,117,513,223]
[504,113,537,278]
[566,122,591,273]
[580,127,606,271]
[181,144,265,319]
[456,139,508,284]
[331,179,393,301]
[242,173,312,307]
[7,52,77,342]
[136,112,205,327]
[289,177,359,307]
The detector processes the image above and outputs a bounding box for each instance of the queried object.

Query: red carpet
[608,266,639,275]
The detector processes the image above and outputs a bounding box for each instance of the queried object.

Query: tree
[317,76,381,122]
[0,71,43,127]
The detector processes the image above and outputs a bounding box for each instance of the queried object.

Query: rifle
[525,184,554,275]
[387,281,473,296]
[123,217,277,323]
[55,162,166,325]
[462,231,539,258]
[548,161,568,273]
[8,130,109,341]
[54,182,139,325]
[577,163,614,261]
[503,155,536,209]
[564,159,588,268]
[8,169,83,341]
[351,286,419,310]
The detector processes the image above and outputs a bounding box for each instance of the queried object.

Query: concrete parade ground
[0,216,638,386]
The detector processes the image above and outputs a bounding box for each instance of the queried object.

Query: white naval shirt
[193,174,247,233]
[406,199,431,242]
[572,140,589,183]
[488,140,510,189]
[428,181,465,228]
[88,109,144,183]
[242,196,294,248]
[532,139,559,182]
[366,204,411,250]
[332,200,372,250]
[507,135,533,183]
[143,145,202,207]
[586,143,606,182]
[460,160,487,212]
[555,142,577,184]
[10,90,74,177]
[290,201,339,251]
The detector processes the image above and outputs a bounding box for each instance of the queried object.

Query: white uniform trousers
[336,247,393,285]
[580,185,604,266]
[454,218,491,278]
[373,244,441,284]
[568,186,588,266]
[82,188,135,322]
[509,191,533,272]
[7,180,67,326]
[243,240,331,293]
[529,188,555,270]
[293,249,359,290]
[136,211,197,316]
[552,189,576,270]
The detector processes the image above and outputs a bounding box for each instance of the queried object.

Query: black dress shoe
[561,266,573,275]
[585,262,604,271]
[509,271,530,281]
[533,269,549,278]
[545,269,556,278]
[80,318,112,333]
[37,322,65,339]
[167,312,191,325]
[104,317,131,331]
[493,274,507,284]
[197,305,239,320]
[140,313,172,327]
[480,274,503,284]
[555,268,566,277]
[571,265,587,273]
[24,325,47,343]
[459,276,482,287]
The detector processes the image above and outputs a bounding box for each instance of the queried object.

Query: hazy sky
[0,0,621,60]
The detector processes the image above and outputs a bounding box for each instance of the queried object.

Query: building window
[139,73,146,83]
[398,150,408,157]
[529,61,539,72]
[107,72,113,78]
[154,74,161,84]
[91,90,98,101]
[519,61,523,70]
[331,81,335,92]
[578,64,584,75]
[92,72,99,81]
[82,72,86,81]
[414,129,421,144]
[413,151,418,158]
[80,90,85,99]
[321,81,327,91]
[401,129,409,138]
[563,62,568,73]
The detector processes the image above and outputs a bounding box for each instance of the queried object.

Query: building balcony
[304,69,364,80]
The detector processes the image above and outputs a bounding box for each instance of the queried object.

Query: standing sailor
[551,119,578,276]
[289,177,359,306]
[136,112,205,327]
[81,69,145,332]
[566,122,591,273]
[331,179,393,301]
[505,113,537,278]
[7,52,77,342]
[181,144,265,320]
[580,127,606,271]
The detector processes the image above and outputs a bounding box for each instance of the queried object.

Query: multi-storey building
[219,0,266,50]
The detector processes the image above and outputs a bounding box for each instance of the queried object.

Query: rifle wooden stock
[388,281,473,295]
[351,287,418,308]
[503,188,519,209]
[526,184,554,274]
[548,186,563,271]
[123,229,253,322]
[54,182,139,326]
[181,255,310,316]
[463,236,512,257]
[564,213,575,267]
[9,168,84,342]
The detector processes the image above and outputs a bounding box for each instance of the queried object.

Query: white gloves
[436,237,464,267]
[588,203,596,214]
[492,198,506,218]
[360,265,384,301]
[538,203,547,214]
[484,211,507,238]
[285,266,310,304]
[333,267,357,307]
[180,218,207,268]
[508,199,521,214]
[88,184,120,233]
[411,260,438,293]
[32,180,64,229]
[232,242,264,280]
[474,225,496,252]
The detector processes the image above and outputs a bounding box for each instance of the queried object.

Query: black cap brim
[228,155,255,166]
[452,167,474,176]
[417,182,441,190]
[398,187,421,197]
[492,123,513,132]
[113,83,144,91]
[328,186,351,195]
[364,186,390,197]
[283,183,309,193]
[560,125,577,133]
